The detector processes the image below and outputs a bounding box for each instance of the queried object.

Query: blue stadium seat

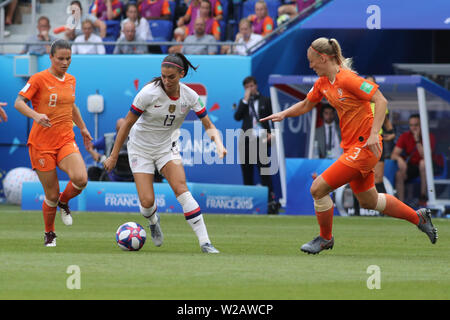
[243,0,281,19]
[220,0,229,21]
[169,0,176,20]
[105,20,121,40]
[102,36,116,54]
[219,20,226,41]
[149,20,173,41]
[149,20,174,53]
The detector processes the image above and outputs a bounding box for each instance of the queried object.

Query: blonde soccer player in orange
[260,37,438,254]
[14,39,93,247]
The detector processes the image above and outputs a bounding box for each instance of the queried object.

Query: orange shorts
[321,143,381,194]
[28,140,80,172]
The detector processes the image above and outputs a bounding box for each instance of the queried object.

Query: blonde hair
[310,37,354,72]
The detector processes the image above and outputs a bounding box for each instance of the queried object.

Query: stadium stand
[103,19,121,54]
[148,19,173,53]
[0,0,331,54]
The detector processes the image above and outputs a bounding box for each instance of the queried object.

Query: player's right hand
[103,156,117,172]
[34,113,51,127]
[260,112,285,123]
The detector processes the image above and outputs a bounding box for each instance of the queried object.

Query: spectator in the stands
[137,0,171,20]
[247,0,274,36]
[168,26,186,54]
[185,0,221,41]
[278,0,316,20]
[113,20,149,54]
[90,0,123,21]
[72,19,106,54]
[177,0,222,32]
[182,17,217,55]
[4,0,17,25]
[120,2,152,41]
[221,18,263,56]
[65,0,106,40]
[390,114,443,206]
[21,16,57,55]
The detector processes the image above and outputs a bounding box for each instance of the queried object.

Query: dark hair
[409,113,420,121]
[243,76,257,86]
[151,53,198,87]
[321,103,335,117]
[37,16,50,25]
[365,75,377,84]
[201,0,212,17]
[70,0,82,10]
[50,39,71,56]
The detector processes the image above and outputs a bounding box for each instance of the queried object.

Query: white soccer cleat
[201,243,220,254]
[58,201,73,226]
[149,214,164,247]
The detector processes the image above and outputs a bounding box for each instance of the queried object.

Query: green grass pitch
[0,204,449,300]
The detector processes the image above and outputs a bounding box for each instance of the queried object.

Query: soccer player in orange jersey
[14,39,93,247]
[260,37,438,254]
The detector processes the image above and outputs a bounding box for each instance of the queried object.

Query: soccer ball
[2,167,39,205]
[116,222,147,251]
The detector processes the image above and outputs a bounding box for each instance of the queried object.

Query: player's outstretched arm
[201,115,227,159]
[260,98,316,123]
[103,111,139,172]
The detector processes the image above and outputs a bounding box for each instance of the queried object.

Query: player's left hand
[217,144,227,159]
[364,133,381,159]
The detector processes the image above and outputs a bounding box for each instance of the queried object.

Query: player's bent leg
[354,187,378,210]
[161,161,218,253]
[133,172,163,246]
[57,152,88,225]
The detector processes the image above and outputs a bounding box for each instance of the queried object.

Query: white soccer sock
[177,191,211,245]
[139,203,158,225]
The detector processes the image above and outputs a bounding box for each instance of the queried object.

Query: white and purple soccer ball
[116,222,147,251]
[2,167,39,205]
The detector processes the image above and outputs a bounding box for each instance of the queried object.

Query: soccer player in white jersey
[103,53,227,253]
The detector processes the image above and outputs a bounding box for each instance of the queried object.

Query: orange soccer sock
[315,207,334,240]
[382,194,419,225]
[59,181,83,204]
[42,200,57,233]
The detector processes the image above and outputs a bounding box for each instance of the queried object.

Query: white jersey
[129,81,207,154]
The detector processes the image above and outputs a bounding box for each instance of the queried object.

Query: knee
[419,160,426,171]
[139,197,155,209]
[71,173,88,189]
[45,191,60,204]
[310,180,325,200]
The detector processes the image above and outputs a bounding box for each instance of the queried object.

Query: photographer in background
[234,76,280,214]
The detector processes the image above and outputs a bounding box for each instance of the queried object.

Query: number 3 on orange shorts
[348,147,361,161]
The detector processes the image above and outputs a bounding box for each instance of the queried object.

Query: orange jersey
[19,69,76,150]
[307,68,379,150]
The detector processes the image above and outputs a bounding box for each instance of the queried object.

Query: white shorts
[127,141,182,174]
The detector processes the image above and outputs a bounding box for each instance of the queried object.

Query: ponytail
[151,53,199,88]
[310,37,355,72]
